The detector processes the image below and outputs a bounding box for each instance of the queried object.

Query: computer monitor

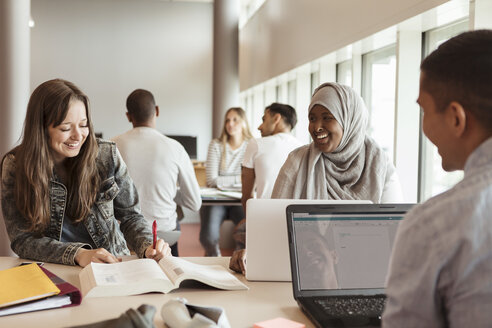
[166,135,197,160]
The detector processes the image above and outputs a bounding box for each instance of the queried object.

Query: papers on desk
[201,188,242,200]
[0,263,81,316]
[217,184,242,192]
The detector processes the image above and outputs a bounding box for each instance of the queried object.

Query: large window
[419,20,468,201]
[362,46,397,160]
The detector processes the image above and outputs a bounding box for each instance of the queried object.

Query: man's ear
[272,112,282,125]
[155,106,159,117]
[125,112,132,123]
[446,101,466,138]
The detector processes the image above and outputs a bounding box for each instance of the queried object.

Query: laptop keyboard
[314,296,386,317]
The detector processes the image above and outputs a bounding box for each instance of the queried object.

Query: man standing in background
[112,89,201,256]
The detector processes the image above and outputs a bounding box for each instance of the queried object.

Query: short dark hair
[420,29,492,130]
[265,102,297,130]
[126,89,156,124]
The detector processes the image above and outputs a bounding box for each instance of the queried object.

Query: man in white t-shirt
[112,89,201,256]
[241,103,303,212]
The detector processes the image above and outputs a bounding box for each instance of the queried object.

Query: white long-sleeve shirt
[112,127,201,232]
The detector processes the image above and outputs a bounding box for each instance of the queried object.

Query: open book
[79,257,248,297]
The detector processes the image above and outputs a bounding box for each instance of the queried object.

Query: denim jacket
[1,139,153,265]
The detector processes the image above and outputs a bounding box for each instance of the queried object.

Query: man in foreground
[383,30,492,327]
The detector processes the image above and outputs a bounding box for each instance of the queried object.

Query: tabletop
[0,256,313,328]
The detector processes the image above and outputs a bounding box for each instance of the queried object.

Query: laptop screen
[292,212,403,291]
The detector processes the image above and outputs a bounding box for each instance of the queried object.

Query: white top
[112,127,201,231]
[205,139,249,188]
[383,137,492,327]
[242,133,303,199]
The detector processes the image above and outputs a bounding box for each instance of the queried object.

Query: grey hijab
[272,82,392,202]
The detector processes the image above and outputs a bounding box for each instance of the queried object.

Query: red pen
[152,220,157,249]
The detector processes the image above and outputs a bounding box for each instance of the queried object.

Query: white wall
[30,0,213,160]
[239,0,448,90]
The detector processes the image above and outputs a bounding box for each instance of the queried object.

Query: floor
[178,223,233,257]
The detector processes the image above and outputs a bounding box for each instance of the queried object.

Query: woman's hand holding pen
[145,239,172,261]
[146,219,171,261]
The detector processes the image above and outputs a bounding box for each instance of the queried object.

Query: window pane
[362,46,396,160]
[420,20,468,201]
[336,60,352,87]
[288,79,297,109]
[311,70,320,95]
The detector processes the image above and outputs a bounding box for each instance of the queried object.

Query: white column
[319,53,336,84]
[394,18,422,203]
[0,0,31,257]
[264,82,277,107]
[470,0,492,29]
[294,64,312,144]
[351,43,362,95]
[213,0,240,138]
[252,85,265,137]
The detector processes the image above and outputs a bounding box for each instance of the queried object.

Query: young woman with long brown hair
[1,79,170,267]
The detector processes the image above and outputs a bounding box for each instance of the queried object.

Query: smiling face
[418,73,460,171]
[225,109,243,139]
[308,105,344,153]
[47,99,89,165]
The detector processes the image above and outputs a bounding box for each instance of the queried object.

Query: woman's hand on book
[145,239,172,262]
[75,248,122,267]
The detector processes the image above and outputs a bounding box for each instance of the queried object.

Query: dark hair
[265,102,298,130]
[11,79,100,231]
[126,89,156,124]
[420,29,492,130]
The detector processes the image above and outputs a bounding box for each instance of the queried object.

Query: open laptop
[245,199,371,282]
[286,203,413,327]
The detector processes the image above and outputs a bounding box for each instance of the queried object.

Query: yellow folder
[0,263,60,308]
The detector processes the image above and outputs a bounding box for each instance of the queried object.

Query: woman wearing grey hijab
[271,82,402,203]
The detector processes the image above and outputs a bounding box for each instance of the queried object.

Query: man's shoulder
[401,181,487,236]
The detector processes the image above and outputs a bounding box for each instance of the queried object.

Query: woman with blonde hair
[200,107,252,256]
[1,79,170,267]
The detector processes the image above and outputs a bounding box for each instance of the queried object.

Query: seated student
[200,107,253,256]
[241,103,303,211]
[112,89,201,257]
[229,82,403,273]
[0,79,170,267]
[383,30,492,327]
[271,82,402,202]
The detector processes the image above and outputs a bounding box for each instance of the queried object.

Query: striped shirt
[205,139,249,188]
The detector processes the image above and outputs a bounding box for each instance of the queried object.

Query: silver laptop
[286,203,413,327]
[245,199,371,282]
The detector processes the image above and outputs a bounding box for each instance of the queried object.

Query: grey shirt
[382,137,492,327]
